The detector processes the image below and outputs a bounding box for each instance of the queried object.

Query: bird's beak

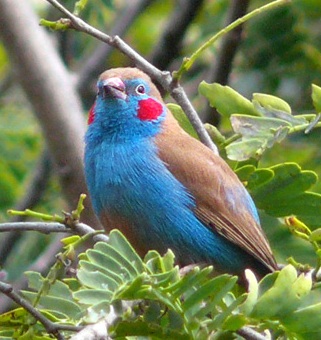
[101,77,127,100]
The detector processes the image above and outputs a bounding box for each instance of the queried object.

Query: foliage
[1,0,321,338]
[1,230,321,339]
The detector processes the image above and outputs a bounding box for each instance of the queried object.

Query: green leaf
[94,242,141,277]
[310,228,321,242]
[117,274,150,300]
[253,94,307,127]
[73,288,113,305]
[226,113,292,161]
[246,168,274,190]
[77,268,119,291]
[86,249,133,280]
[183,275,236,316]
[222,313,248,331]
[191,276,239,321]
[78,260,123,285]
[251,265,312,319]
[282,302,321,334]
[253,93,292,114]
[226,138,265,161]
[214,89,310,161]
[151,269,180,289]
[248,163,321,224]
[61,235,81,246]
[199,82,259,117]
[253,163,317,199]
[167,103,198,139]
[165,266,213,298]
[84,301,111,323]
[0,308,28,327]
[312,84,321,112]
[209,294,247,331]
[167,309,184,330]
[143,301,162,323]
[21,291,83,320]
[231,115,291,137]
[25,272,73,300]
[108,229,144,272]
[235,165,256,182]
[265,192,321,226]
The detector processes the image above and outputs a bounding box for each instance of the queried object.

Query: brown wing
[155,112,277,272]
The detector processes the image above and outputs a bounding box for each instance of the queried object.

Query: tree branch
[0,219,108,313]
[77,0,154,100]
[45,0,218,154]
[237,326,268,340]
[0,221,109,243]
[0,280,82,339]
[0,222,72,234]
[0,235,64,313]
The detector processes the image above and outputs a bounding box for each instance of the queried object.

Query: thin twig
[176,0,290,76]
[0,281,82,339]
[0,221,109,242]
[77,0,154,98]
[0,219,105,313]
[0,220,108,323]
[44,0,219,154]
[237,326,268,340]
[0,234,64,313]
[0,222,73,234]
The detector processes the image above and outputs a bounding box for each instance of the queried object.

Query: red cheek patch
[137,98,164,121]
[88,103,95,125]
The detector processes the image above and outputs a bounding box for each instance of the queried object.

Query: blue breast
[85,137,258,274]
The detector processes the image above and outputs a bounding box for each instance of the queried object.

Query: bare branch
[0,221,109,243]
[77,0,154,98]
[0,219,108,314]
[0,220,107,313]
[0,222,72,234]
[72,222,109,243]
[237,326,268,340]
[0,235,64,313]
[0,280,82,339]
[45,0,218,154]
[0,222,108,242]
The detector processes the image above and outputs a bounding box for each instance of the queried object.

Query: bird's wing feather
[155,112,277,271]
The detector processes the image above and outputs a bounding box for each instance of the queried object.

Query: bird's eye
[136,84,145,95]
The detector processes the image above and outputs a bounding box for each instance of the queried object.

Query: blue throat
[85,130,261,275]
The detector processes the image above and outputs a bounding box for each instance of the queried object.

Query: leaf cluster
[1,230,321,339]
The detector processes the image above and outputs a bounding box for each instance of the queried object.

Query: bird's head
[87,68,166,142]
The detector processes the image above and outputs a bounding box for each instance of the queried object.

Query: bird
[84,67,278,280]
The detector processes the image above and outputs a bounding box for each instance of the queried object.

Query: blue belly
[85,139,261,276]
